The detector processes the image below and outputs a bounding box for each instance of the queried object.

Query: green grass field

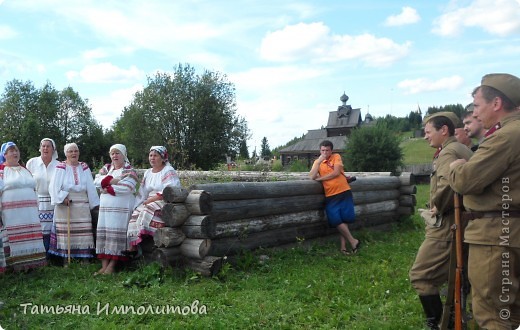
[0,185,432,329]
[400,138,433,165]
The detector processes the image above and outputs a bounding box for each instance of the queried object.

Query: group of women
[0,140,181,275]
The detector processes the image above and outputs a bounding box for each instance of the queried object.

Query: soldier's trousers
[410,238,452,295]
[468,244,520,329]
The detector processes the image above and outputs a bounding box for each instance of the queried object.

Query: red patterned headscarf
[150,146,169,164]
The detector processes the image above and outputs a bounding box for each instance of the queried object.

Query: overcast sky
[1,0,519,153]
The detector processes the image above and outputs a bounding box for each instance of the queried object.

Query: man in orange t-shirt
[310,140,361,255]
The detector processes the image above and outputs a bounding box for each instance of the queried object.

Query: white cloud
[433,0,520,37]
[89,84,143,127]
[384,7,420,26]
[230,66,325,91]
[0,25,17,39]
[397,75,464,94]
[82,48,109,60]
[66,63,144,83]
[260,22,411,67]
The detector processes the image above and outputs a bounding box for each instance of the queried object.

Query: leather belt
[462,211,520,221]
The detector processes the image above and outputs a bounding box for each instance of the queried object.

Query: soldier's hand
[450,159,467,168]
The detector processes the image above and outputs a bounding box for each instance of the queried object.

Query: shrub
[345,123,403,172]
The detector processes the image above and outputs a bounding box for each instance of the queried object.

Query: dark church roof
[279,132,346,154]
[279,92,366,154]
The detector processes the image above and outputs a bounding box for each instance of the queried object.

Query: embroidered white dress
[94,164,137,259]
[127,165,180,247]
[0,165,46,271]
[48,161,100,258]
[26,156,59,251]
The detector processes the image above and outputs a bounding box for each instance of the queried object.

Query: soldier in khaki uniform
[410,112,473,329]
[449,73,520,329]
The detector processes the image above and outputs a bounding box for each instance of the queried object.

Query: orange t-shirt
[317,153,350,197]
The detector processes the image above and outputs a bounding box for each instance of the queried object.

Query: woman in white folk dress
[48,143,99,261]
[93,144,137,275]
[26,138,60,253]
[0,141,46,272]
[125,146,181,257]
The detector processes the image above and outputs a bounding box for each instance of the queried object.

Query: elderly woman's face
[110,149,124,167]
[149,150,163,168]
[40,140,54,158]
[5,146,20,165]
[65,145,80,162]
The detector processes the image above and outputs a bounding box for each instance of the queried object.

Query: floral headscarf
[150,146,169,164]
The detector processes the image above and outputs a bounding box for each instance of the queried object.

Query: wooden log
[162,186,189,203]
[161,203,190,227]
[209,191,401,222]
[352,190,400,204]
[184,256,223,277]
[210,212,399,256]
[190,180,324,200]
[398,206,415,216]
[210,194,325,222]
[153,227,186,248]
[214,199,399,238]
[399,172,415,186]
[182,215,217,239]
[399,194,417,207]
[192,177,400,200]
[151,247,182,267]
[353,200,399,216]
[181,238,212,259]
[399,185,417,195]
[348,176,401,192]
[215,210,324,238]
[185,190,213,215]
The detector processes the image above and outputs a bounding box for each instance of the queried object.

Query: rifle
[453,193,464,330]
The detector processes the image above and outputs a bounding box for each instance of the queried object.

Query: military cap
[422,111,462,128]
[481,73,520,107]
[464,103,474,112]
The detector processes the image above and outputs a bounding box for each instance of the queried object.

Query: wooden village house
[279,92,374,167]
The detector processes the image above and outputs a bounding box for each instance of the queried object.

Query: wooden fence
[139,172,416,276]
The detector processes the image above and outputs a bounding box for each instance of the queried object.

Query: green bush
[345,123,403,172]
[271,159,284,172]
[288,159,309,172]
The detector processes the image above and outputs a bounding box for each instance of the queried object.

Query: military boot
[419,295,443,330]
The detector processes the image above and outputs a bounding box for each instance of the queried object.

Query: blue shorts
[325,190,356,227]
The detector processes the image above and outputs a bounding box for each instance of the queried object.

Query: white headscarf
[40,138,59,160]
[110,144,130,165]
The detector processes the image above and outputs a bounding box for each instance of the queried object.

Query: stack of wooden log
[140,187,222,276]
[141,172,416,276]
[190,172,415,257]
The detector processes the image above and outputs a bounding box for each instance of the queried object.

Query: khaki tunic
[427,137,473,241]
[449,113,520,328]
[449,113,520,247]
[410,137,472,295]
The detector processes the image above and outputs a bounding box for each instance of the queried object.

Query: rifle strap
[440,237,457,330]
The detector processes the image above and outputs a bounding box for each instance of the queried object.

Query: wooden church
[279,92,374,166]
